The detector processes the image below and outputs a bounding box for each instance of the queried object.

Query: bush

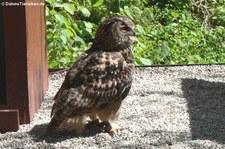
[46,0,225,68]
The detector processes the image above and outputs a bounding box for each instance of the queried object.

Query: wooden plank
[26,0,48,122]
[0,110,19,132]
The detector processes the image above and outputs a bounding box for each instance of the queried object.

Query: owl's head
[92,15,135,51]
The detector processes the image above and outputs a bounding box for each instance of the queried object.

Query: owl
[46,15,135,135]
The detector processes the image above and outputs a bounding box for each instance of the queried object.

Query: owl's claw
[105,125,124,136]
[100,121,124,136]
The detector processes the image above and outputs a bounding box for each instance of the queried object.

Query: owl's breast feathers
[52,48,134,118]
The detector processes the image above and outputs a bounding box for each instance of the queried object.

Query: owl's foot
[100,121,124,136]
[106,124,124,134]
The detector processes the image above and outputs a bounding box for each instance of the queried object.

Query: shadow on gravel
[28,122,105,143]
[28,123,71,143]
[182,78,225,144]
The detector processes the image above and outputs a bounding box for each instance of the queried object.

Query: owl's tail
[46,117,64,134]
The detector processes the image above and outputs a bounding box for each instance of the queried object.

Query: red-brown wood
[0,0,48,132]
[26,0,48,123]
[0,110,19,132]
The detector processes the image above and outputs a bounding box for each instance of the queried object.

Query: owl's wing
[51,51,133,118]
[81,52,133,107]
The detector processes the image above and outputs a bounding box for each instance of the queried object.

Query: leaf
[139,58,153,65]
[74,35,85,44]
[178,39,185,47]
[55,13,71,27]
[218,7,225,14]
[91,0,104,7]
[136,25,145,35]
[50,9,57,15]
[55,14,66,23]
[193,55,202,61]
[63,3,75,15]
[54,3,64,8]
[46,20,52,26]
[171,11,179,19]
[123,6,133,19]
[161,42,171,57]
[45,0,54,3]
[83,21,93,34]
[46,7,49,16]
[60,35,67,44]
[81,7,91,17]
[83,21,93,29]
[60,29,74,37]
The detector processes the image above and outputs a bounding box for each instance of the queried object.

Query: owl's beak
[131,29,136,37]
[129,29,136,44]
[127,25,135,37]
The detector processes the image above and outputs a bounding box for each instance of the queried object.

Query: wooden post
[0,0,48,132]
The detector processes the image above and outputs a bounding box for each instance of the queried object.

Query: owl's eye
[120,25,129,31]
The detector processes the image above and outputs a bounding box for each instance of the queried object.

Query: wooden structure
[0,0,48,132]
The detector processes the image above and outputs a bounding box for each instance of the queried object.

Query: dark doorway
[0,5,6,105]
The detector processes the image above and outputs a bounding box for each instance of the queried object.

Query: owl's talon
[101,122,123,136]
[106,125,124,134]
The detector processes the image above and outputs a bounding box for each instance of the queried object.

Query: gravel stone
[0,65,225,148]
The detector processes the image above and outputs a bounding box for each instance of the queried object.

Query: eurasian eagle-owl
[46,15,135,134]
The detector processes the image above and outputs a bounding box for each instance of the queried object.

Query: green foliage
[46,0,225,68]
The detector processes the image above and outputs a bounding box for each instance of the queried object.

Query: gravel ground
[0,65,225,149]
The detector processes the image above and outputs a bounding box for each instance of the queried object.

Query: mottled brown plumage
[46,15,135,134]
